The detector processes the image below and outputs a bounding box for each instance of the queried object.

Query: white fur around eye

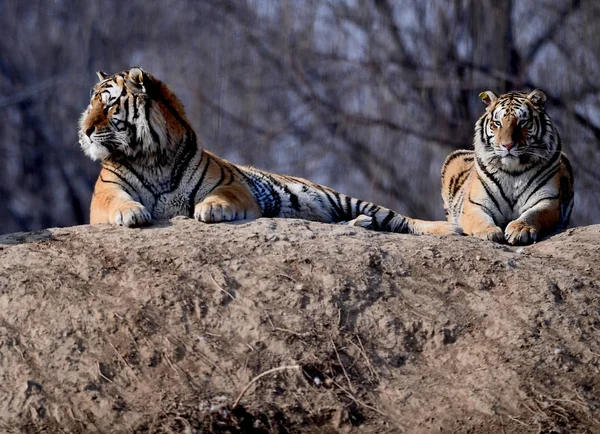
[101,85,123,105]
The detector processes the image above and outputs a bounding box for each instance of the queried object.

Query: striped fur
[79,67,460,236]
[442,89,574,245]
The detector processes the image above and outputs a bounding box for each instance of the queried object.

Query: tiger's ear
[96,71,109,81]
[478,90,498,107]
[527,89,547,109]
[127,67,150,93]
[128,67,146,85]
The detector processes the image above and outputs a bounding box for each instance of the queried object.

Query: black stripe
[343,195,353,220]
[522,166,561,205]
[207,165,226,195]
[449,169,470,197]
[332,192,347,220]
[477,173,504,216]
[101,167,139,199]
[321,190,343,221]
[249,174,281,217]
[442,150,473,178]
[452,188,466,216]
[367,205,382,229]
[169,131,197,191]
[132,95,139,120]
[225,167,235,185]
[354,199,363,217]
[99,175,134,196]
[476,157,514,209]
[468,197,498,226]
[525,194,560,211]
[232,165,251,182]
[188,154,211,215]
[380,210,395,229]
[144,98,161,145]
[119,162,159,198]
[520,149,561,196]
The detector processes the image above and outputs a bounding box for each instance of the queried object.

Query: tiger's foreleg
[90,175,151,227]
[457,192,505,242]
[194,184,262,223]
[504,199,561,245]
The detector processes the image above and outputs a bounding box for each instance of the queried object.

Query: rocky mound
[0,218,598,433]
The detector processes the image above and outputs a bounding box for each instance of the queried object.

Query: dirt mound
[0,218,599,433]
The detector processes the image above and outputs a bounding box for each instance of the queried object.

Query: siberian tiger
[79,67,460,236]
[442,89,574,245]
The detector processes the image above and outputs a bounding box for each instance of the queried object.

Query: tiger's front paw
[110,202,151,227]
[505,220,538,245]
[417,221,463,236]
[472,225,505,243]
[346,214,373,229]
[194,198,236,223]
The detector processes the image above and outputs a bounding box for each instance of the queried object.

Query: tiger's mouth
[79,131,115,161]
[79,127,135,161]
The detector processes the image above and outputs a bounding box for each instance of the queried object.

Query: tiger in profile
[442,89,574,245]
[79,67,460,236]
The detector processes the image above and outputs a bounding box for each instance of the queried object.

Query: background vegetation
[0,0,597,234]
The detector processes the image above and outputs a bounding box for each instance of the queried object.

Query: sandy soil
[0,217,598,433]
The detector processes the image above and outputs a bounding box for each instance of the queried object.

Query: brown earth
[0,218,599,433]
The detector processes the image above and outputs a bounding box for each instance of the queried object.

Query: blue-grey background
[0,0,598,234]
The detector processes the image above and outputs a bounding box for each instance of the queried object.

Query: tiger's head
[474,89,559,170]
[79,67,192,164]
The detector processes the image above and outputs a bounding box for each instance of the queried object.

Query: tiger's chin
[498,154,523,171]
[80,137,112,161]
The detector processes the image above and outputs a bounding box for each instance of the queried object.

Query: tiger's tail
[338,196,462,236]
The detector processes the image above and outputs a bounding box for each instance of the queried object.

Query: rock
[0,218,598,433]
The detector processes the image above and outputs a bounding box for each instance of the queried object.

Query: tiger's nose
[85,126,95,137]
[501,142,514,151]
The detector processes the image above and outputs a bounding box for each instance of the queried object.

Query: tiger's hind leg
[194,184,261,223]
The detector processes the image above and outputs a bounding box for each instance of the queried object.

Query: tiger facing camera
[442,89,574,245]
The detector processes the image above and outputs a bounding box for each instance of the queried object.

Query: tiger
[441,89,574,245]
[79,67,461,236]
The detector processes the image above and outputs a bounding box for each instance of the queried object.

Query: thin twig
[273,327,309,339]
[209,274,235,301]
[97,362,113,384]
[350,336,379,380]
[548,397,589,410]
[265,311,276,328]
[108,341,139,380]
[331,339,354,393]
[232,365,301,408]
[505,415,531,428]
[276,273,297,282]
[265,311,309,339]
[330,378,391,420]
